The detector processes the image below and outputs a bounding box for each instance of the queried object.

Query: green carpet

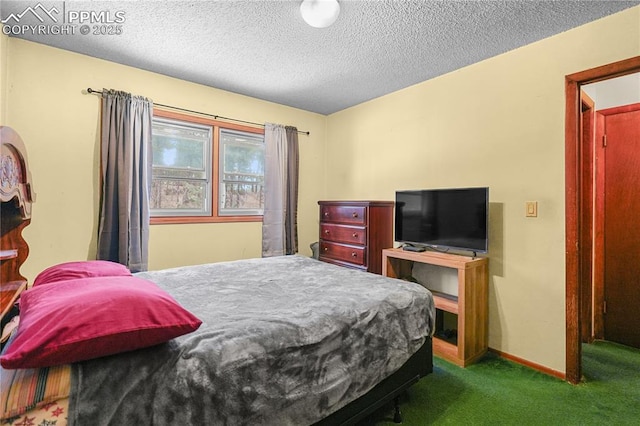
[366,341,640,425]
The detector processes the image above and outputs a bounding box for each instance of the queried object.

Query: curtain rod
[86,88,310,136]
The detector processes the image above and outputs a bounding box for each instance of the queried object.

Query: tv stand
[382,248,488,367]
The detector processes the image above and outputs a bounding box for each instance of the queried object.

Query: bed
[0,126,435,425]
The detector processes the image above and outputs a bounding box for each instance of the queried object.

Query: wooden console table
[382,248,489,367]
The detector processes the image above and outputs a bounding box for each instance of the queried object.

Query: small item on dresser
[1,315,19,341]
[1,314,19,347]
[0,304,20,336]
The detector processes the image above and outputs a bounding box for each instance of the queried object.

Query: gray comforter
[68,255,434,425]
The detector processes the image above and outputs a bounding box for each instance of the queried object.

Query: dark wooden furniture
[383,248,489,367]
[318,201,394,274]
[1,126,35,321]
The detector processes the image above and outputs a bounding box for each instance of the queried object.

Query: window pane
[152,120,209,175]
[151,118,212,216]
[150,179,207,212]
[219,130,264,216]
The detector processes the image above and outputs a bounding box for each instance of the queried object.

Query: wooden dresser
[318,201,394,274]
[1,127,35,321]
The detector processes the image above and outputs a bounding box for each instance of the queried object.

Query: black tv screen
[395,187,489,253]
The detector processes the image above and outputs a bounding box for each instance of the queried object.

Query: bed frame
[0,126,432,424]
[317,338,433,425]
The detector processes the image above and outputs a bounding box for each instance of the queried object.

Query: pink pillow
[33,261,132,287]
[0,276,202,369]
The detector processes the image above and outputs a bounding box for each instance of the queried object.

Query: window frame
[151,116,213,218]
[218,128,265,217]
[150,109,265,225]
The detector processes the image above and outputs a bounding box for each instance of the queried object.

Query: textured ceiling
[1,1,638,114]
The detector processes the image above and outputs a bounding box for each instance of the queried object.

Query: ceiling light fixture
[300,0,340,29]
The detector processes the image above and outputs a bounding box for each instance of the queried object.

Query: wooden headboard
[1,126,35,320]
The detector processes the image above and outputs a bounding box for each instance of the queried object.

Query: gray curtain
[285,126,299,255]
[262,123,299,257]
[97,89,153,272]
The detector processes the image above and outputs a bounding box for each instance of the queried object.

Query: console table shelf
[382,248,489,367]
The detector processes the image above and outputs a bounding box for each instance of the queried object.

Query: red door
[603,103,640,348]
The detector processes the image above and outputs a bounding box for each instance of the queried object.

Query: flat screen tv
[395,187,489,254]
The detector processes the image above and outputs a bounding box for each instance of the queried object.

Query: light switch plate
[526,201,538,217]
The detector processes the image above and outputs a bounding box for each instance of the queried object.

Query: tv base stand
[401,244,426,252]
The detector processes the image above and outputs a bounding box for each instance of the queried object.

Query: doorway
[565,56,640,384]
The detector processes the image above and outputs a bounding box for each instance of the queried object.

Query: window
[151,118,212,216]
[150,110,265,224]
[219,130,265,216]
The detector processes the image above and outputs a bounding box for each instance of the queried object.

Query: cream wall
[325,7,639,373]
[3,38,326,280]
[0,34,8,123]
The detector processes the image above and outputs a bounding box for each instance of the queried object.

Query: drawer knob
[324,247,328,252]
[324,212,329,217]
[351,252,357,257]
[352,232,358,238]
[324,229,330,235]
[352,212,358,218]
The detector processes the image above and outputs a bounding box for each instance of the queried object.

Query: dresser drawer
[319,241,366,266]
[320,223,366,245]
[320,205,366,225]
